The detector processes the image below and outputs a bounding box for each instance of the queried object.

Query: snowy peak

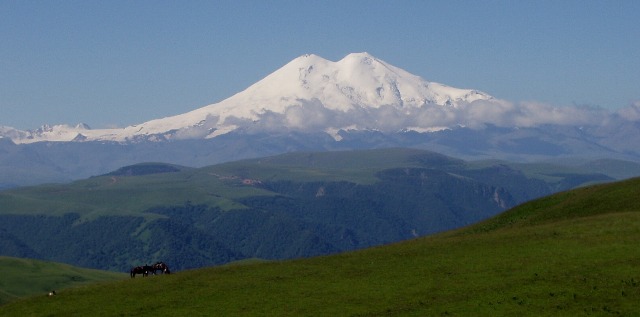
[218,51,491,113]
[336,52,401,80]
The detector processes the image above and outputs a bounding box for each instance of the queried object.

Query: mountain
[0,148,617,271]
[1,52,492,144]
[2,176,639,315]
[1,53,640,187]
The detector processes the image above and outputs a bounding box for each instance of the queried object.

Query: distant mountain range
[1,53,639,187]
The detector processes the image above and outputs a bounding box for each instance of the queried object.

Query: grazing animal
[143,264,154,275]
[130,265,150,278]
[48,290,56,296]
[152,261,171,275]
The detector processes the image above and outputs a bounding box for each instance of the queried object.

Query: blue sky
[1,1,639,129]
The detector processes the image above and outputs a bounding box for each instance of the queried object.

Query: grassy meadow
[0,148,617,221]
[0,257,126,306]
[1,177,639,316]
[0,149,443,219]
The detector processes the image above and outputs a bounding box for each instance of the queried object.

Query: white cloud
[454,99,610,128]
[284,100,335,129]
[617,101,640,121]
[174,115,220,139]
[230,98,636,135]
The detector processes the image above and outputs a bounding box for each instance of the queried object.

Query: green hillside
[0,257,126,306]
[0,149,451,218]
[0,148,623,272]
[0,148,617,220]
[1,177,639,316]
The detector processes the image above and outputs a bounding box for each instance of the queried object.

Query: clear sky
[1,1,639,130]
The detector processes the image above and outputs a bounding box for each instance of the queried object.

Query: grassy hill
[0,148,616,219]
[0,257,126,306]
[1,177,639,316]
[0,148,624,272]
[0,149,451,218]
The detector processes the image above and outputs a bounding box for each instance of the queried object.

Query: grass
[1,177,639,316]
[0,149,455,218]
[0,168,274,218]
[0,257,126,306]
[0,148,624,220]
[466,176,640,233]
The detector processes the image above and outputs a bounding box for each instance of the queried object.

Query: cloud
[455,99,611,128]
[174,115,220,139]
[284,100,336,129]
[617,101,640,121]
[227,98,636,135]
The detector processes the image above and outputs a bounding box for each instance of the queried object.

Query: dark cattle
[143,264,154,275]
[130,265,150,278]
[152,261,171,275]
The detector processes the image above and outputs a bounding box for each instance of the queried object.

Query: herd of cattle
[47,262,171,297]
[130,261,171,278]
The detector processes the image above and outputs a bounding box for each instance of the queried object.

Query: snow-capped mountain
[2,53,640,189]
[2,52,493,144]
